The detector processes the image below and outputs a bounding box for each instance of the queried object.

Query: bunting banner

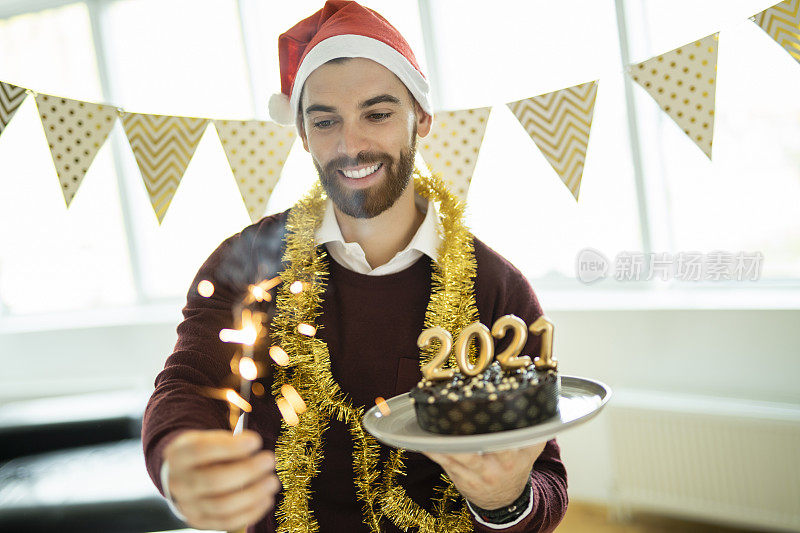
[214,119,296,223]
[0,81,27,139]
[507,81,598,201]
[418,107,491,203]
[1,7,797,222]
[752,0,800,65]
[121,112,208,223]
[35,94,117,206]
[629,33,719,160]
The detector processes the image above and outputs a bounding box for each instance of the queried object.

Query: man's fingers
[424,452,475,480]
[191,492,275,532]
[182,474,280,531]
[195,474,278,517]
[425,451,486,472]
[167,429,262,470]
[175,450,275,498]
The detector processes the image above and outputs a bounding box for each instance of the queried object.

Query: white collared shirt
[314,192,442,274]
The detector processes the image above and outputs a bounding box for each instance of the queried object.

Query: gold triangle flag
[752,0,800,65]
[630,33,718,159]
[507,81,598,201]
[418,107,491,203]
[121,112,207,223]
[213,119,296,223]
[35,94,117,206]
[0,81,27,139]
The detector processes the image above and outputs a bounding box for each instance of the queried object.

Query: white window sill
[538,284,800,311]
[0,300,184,335]
[1,283,800,335]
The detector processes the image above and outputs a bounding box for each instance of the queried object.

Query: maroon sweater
[142,210,568,532]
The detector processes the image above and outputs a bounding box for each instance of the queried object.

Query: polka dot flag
[213,119,296,223]
[629,33,719,159]
[35,93,117,207]
[418,107,491,203]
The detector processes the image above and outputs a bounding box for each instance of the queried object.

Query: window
[0,0,797,320]
[427,0,642,282]
[0,3,135,314]
[627,0,800,282]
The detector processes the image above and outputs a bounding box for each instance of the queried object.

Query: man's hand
[423,441,546,510]
[163,429,280,531]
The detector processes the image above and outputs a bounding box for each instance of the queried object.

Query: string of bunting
[0,0,797,220]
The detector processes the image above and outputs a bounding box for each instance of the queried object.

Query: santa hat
[268,0,433,125]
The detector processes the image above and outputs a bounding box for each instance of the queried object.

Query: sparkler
[209,274,311,430]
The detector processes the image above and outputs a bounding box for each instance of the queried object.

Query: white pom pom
[269,93,294,125]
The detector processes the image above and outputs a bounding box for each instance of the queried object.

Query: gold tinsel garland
[270,169,478,532]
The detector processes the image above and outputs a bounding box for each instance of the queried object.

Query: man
[142,2,568,532]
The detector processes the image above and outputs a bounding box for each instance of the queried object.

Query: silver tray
[362,375,611,453]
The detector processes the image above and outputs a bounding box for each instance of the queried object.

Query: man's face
[298,57,431,218]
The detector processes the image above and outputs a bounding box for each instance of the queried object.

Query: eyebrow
[360,94,401,108]
[304,93,401,116]
[305,103,336,115]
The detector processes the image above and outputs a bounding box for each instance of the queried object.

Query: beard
[313,134,417,219]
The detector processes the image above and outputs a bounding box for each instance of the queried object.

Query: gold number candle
[491,314,533,370]
[418,326,455,381]
[454,322,494,376]
[529,315,557,370]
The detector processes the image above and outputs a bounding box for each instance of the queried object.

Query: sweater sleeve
[141,233,243,495]
[470,237,569,532]
[142,212,289,495]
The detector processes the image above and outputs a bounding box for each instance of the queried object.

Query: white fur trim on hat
[268,92,294,125]
[288,34,433,122]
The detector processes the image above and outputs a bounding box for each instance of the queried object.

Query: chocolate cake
[409,361,559,435]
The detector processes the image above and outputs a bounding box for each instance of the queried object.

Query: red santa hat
[268,0,433,125]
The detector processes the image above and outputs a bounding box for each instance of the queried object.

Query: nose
[336,120,370,159]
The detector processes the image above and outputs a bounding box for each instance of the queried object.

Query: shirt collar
[314,192,443,264]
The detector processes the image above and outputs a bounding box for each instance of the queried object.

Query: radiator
[607,390,800,532]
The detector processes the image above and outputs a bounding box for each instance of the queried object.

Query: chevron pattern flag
[752,0,800,65]
[214,119,296,223]
[508,81,598,201]
[630,33,719,160]
[0,81,27,139]
[121,112,207,223]
[35,94,117,206]
[418,107,491,203]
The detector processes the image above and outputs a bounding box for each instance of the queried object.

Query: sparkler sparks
[297,323,316,337]
[197,280,214,297]
[239,356,258,381]
[204,387,254,414]
[220,309,260,346]
[281,384,307,414]
[269,346,290,366]
[375,397,391,417]
[250,285,268,302]
[277,397,299,426]
[219,327,258,346]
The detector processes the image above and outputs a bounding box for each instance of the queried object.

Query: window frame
[0,0,799,330]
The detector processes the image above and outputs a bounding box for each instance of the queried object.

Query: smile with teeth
[341,163,382,179]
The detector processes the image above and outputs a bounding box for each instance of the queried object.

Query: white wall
[1,305,798,504]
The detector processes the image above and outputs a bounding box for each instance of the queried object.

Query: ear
[414,101,433,138]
